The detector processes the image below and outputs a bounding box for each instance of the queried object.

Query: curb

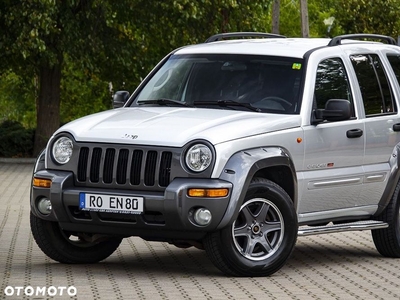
[0,158,36,164]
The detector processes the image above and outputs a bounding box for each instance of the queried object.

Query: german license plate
[79,193,144,214]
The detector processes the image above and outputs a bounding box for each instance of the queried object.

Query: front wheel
[30,212,122,263]
[204,178,298,277]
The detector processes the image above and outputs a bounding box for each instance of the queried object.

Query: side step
[298,220,389,237]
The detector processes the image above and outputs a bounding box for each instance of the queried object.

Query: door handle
[346,128,363,138]
[393,123,400,132]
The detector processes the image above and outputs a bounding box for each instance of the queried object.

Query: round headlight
[52,137,73,164]
[185,144,212,172]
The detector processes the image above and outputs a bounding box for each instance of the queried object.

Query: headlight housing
[185,144,212,172]
[52,136,73,164]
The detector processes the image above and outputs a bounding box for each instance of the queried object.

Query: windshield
[132,54,304,114]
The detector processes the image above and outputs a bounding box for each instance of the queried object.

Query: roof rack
[205,32,286,43]
[328,34,397,46]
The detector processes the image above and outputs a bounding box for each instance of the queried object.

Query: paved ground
[0,161,399,300]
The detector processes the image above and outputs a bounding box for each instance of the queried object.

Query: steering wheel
[257,96,292,107]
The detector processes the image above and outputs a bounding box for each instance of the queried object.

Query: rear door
[352,52,400,205]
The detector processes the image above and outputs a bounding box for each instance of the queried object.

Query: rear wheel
[30,212,122,263]
[372,181,400,257]
[204,178,298,277]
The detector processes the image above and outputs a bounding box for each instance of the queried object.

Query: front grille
[77,146,173,189]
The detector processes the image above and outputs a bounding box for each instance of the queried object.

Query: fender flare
[216,147,297,230]
[375,143,400,216]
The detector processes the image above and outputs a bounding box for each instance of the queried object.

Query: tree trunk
[272,0,280,34]
[33,64,62,156]
[300,0,309,38]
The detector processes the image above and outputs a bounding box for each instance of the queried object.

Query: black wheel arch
[375,143,400,216]
[217,146,297,230]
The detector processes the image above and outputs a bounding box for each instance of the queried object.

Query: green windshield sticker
[292,63,302,70]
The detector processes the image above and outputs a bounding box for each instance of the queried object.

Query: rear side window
[387,54,400,85]
[351,54,396,116]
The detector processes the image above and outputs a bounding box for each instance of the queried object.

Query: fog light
[37,198,52,215]
[194,208,212,226]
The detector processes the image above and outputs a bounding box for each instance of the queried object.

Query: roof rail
[328,34,397,46]
[205,32,286,43]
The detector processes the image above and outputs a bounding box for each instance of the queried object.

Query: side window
[314,58,354,116]
[387,54,400,85]
[351,54,396,116]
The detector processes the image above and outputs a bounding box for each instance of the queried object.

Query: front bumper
[31,170,232,241]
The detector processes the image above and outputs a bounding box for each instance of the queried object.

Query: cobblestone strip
[182,248,236,299]
[1,205,23,293]
[295,237,385,300]
[65,266,78,300]
[275,270,323,300]
[318,233,400,299]
[103,261,124,300]
[22,233,33,300]
[115,247,146,300]
[0,164,28,203]
[161,243,212,299]
[0,205,11,240]
[127,238,169,299]
[85,265,101,299]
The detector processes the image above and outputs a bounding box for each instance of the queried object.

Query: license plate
[79,193,144,214]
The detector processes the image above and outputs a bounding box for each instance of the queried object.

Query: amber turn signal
[33,177,52,188]
[188,188,229,198]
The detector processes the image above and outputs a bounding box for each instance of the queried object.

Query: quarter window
[387,54,400,86]
[351,54,396,116]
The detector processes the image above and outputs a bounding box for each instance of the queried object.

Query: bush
[0,120,35,157]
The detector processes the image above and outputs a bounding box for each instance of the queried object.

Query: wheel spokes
[233,198,285,261]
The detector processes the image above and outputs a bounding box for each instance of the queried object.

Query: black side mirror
[113,91,130,108]
[313,99,351,124]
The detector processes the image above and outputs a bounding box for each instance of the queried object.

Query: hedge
[0,120,35,158]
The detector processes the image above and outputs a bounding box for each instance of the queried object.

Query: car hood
[54,107,301,147]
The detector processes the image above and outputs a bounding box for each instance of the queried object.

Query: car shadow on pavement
[28,234,384,279]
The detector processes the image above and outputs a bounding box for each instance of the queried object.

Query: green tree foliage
[0,0,141,155]
[0,0,273,156]
[333,0,400,37]
[1,0,400,157]
[0,71,36,127]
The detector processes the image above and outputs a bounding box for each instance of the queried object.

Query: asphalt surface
[1,161,399,300]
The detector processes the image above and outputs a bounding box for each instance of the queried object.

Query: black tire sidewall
[31,212,122,263]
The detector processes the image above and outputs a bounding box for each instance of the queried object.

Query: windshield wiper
[137,98,192,107]
[194,100,261,112]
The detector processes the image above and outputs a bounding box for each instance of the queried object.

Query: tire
[372,180,400,257]
[204,178,298,277]
[30,212,122,263]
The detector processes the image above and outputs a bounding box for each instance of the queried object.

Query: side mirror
[313,99,351,124]
[113,91,130,108]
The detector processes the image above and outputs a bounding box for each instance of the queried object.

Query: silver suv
[30,33,400,276]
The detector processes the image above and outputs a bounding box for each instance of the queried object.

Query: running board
[298,220,389,237]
